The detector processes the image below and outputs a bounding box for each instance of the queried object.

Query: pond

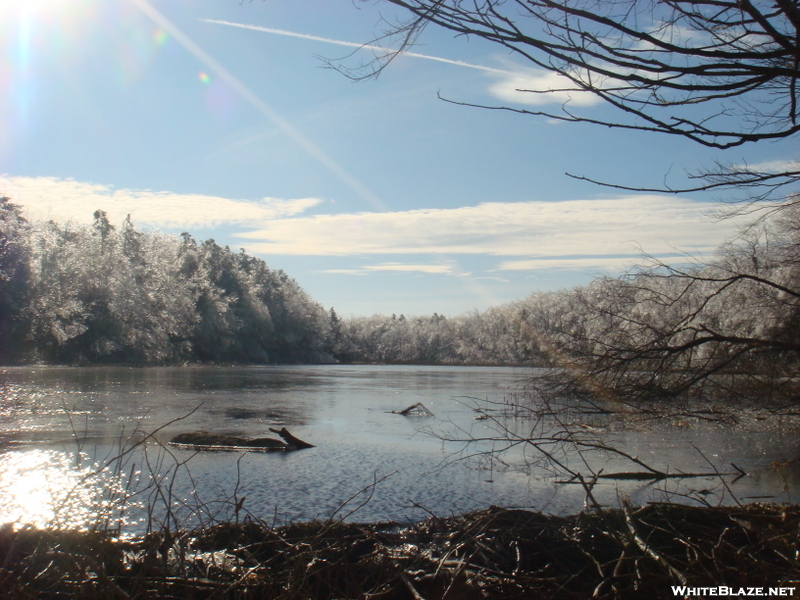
[0,365,798,533]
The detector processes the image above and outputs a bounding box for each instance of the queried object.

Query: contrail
[201,19,515,75]
[126,0,388,212]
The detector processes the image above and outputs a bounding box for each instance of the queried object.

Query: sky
[1,0,795,317]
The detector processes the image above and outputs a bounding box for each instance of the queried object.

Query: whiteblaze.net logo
[672,587,796,597]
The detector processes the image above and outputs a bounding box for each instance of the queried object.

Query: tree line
[331,309,542,366]
[0,200,545,367]
[0,198,547,367]
[0,200,333,365]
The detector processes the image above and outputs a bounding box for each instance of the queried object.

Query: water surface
[0,365,797,532]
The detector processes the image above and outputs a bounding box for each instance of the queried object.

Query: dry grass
[1,502,798,599]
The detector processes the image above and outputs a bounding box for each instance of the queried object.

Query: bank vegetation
[2,502,797,599]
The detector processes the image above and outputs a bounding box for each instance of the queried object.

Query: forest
[1,195,799,404]
[0,198,333,365]
[0,197,543,367]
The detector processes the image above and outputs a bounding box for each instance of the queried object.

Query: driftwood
[169,429,314,452]
[268,427,315,449]
[390,402,434,417]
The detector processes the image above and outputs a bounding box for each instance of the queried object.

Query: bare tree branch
[350,0,800,148]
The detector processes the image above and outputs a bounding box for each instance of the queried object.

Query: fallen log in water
[169,429,314,452]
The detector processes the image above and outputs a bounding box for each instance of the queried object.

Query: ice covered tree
[0,197,30,362]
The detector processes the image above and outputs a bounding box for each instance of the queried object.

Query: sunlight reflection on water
[0,449,126,530]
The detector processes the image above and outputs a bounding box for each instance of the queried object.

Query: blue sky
[2,0,794,316]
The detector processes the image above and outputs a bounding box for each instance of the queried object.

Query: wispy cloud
[0,175,321,228]
[365,263,453,274]
[321,269,364,275]
[321,264,453,275]
[734,159,800,174]
[4,176,746,274]
[202,19,598,107]
[497,256,690,271]
[237,196,743,262]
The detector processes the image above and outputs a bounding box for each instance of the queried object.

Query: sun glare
[5,0,97,25]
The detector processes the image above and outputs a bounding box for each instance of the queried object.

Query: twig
[622,501,688,586]
[401,571,428,600]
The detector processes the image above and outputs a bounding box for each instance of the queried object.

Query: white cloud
[2,176,747,275]
[498,257,641,271]
[322,263,454,275]
[735,159,800,174]
[0,176,321,228]
[321,269,364,275]
[488,69,602,107]
[238,196,745,260]
[497,255,695,271]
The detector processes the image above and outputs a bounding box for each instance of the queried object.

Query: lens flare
[153,27,168,46]
[198,71,210,84]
